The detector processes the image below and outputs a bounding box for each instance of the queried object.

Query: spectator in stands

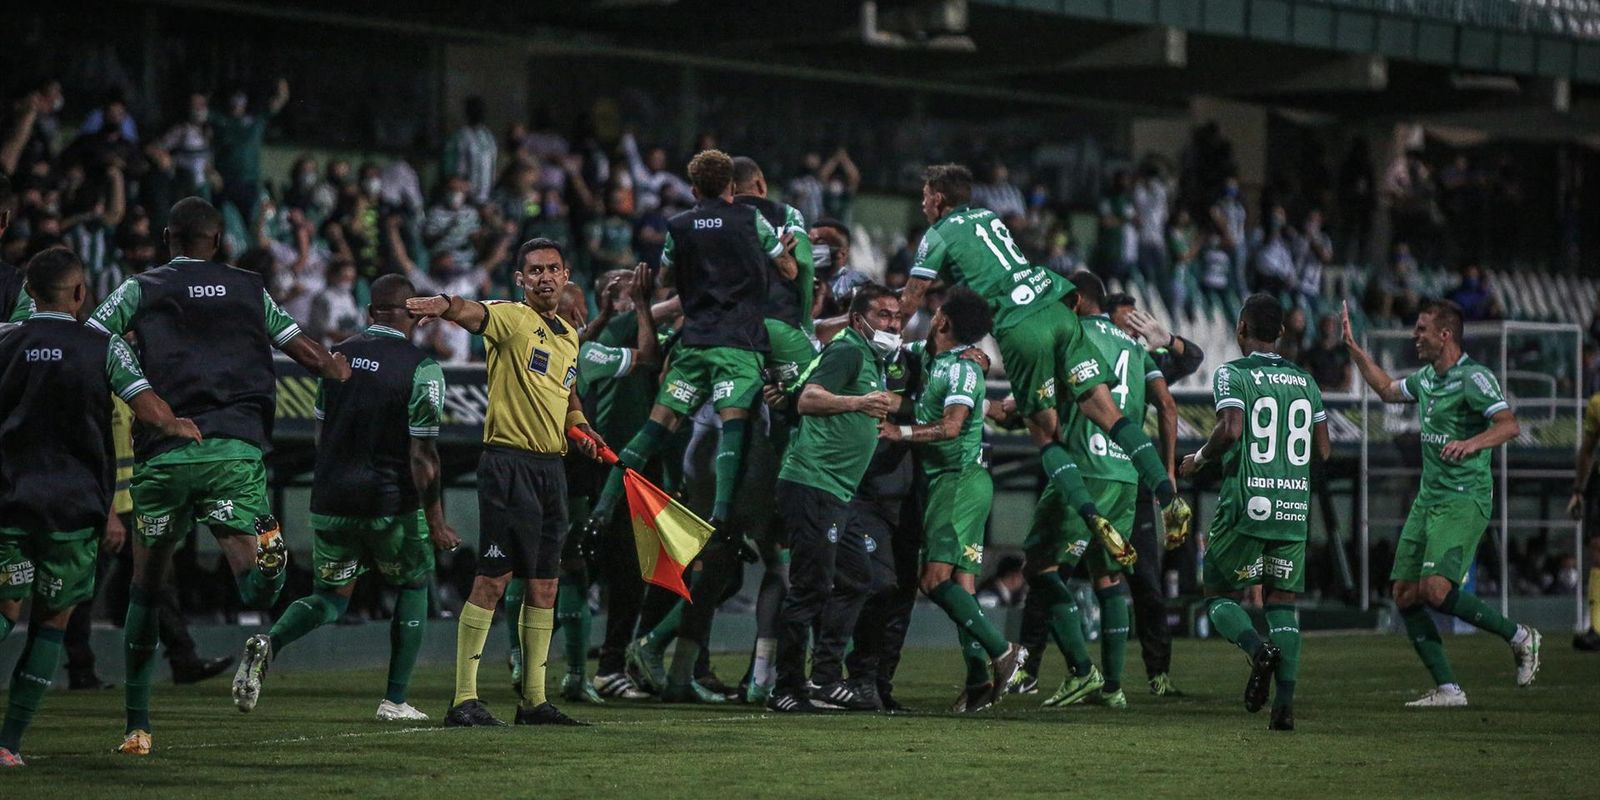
[1337,137,1374,265]
[1249,203,1295,296]
[820,146,861,222]
[633,194,669,271]
[1384,148,1441,267]
[283,155,323,215]
[493,160,544,241]
[1167,207,1201,320]
[621,130,692,214]
[1277,307,1307,364]
[212,78,290,225]
[787,152,825,225]
[323,183,381,279]
[1446,263,1503,322]
[443,96,497,205]
[1133,161,1173,311]
[61,171,127,301]
[971,161,1025,218]
[308,259,362,346]
[153,92,214,200]
[886,224,925,288]
[379,158,425,221]
[1210,175,1248,297]
[1366,241,1422,323]
[1303,313,1352,392]
[79,90,139,144]
[1292,207,1333,307]
[585,186,636,275]
[810,217,870,317]
[1093,169,1136,282]
[1,78,65,177]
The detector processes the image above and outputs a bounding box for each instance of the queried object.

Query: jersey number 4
[1248,396,1313,466]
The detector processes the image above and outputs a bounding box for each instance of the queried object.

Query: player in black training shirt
[89,197,350,756]
[0,248,198,767]
[230,275,460,722]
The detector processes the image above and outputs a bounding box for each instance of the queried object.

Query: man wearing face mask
[810,218,870,317]
[766,285,901,712]
[154,93,213,200]
[212,79,290,225]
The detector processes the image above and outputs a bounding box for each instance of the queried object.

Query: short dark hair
[1067,269,1106,310]
[369,274,416,311]
[167,197,222,243]
[514,238,566,270]
[849,283,896,318]
[1420,298,1465,341]
[811,217,850,243]
[687,149,734,198]
[923,164,973,207]
[940,286,993,345]
[1104,292,1137,312]
[24,246,83,304]
[730,156,762,191]
[1239,293,1285,342]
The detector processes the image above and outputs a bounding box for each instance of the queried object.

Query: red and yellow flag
[569,426,713,600]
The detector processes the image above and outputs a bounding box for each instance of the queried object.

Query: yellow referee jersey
[481,300,580,455]
[1585,392,1600,440]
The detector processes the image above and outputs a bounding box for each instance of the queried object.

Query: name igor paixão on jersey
[1246,476,1310,491]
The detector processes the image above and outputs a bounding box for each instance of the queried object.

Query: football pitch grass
[4,632,1594,798]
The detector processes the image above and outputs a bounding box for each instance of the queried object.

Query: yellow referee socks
[519,605,556,708]
[452,602,496,706]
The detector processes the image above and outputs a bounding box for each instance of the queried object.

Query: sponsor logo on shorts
[1264,556,1295,580]
[528,347,551,375]
[963,543,984,564]
[1068,360,1100,387]
[1066,539,1088,558]
[667,380,700,405]
[713,381,736,402]
[1247,496,1272,521]
[4,560,34,586]
[209,500,235,523]
[1234,557,1264,582]
[138,514,172,537]
[37,573,63,599]
[320,559,360,582]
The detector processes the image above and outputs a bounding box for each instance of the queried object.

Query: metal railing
[1313,0,1600,38]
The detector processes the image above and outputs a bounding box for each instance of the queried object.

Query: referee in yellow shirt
[1568,390,1600,651]
[407,238,605,726]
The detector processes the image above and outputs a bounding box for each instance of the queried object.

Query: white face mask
[866,326,902,357]
[363,177,383,197]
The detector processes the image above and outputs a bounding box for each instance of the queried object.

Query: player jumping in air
[230,275,460,722]
[1183,294,1329,732]
[1343,299,1540,706]
[897,166,1192,594]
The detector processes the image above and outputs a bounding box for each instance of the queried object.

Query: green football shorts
[309,510,435,590]
[764,320,819,391]
[0,528,99,610]
[922,465,994,575]
[1390,495,1490,584]
[131,458,271,544]
[656,345,765,416]
[1203,530,1306,594]
[997,301,1113,417]
[1023,477,1136,575]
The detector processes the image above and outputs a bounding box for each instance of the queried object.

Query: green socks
[668,637,701,688]
[595,419,672,519]
[1040,443,1099,519]
[643,600,684,651]
[556,574,590,677]
[1441,586,1518,641]
[0,615,12,644]
[712,418,748,521]
[268,590,349,652]
[0,625,64,754]
[386,586,428,704]
[929,580,1008,659]
[1401,605,1457,686]
[1096,583,1131,693]
[1031,573,1092,677]
[957,629,990,687]
[1205,596,1264,657]
[124,587,160,732]
[237,565,287,609]
[1109,418,1175,505]
[1264,603,1300,707]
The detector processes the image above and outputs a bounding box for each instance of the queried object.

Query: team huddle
[0,154,1543,765]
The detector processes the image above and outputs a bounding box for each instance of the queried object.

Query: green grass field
[3,633,1595,798]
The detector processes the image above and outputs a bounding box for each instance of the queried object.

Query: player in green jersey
[879,287,1027,712]
[1182,295,1329,731]
[1343,299,1540,707]
[898,165,1191,561]
[1024,271,1176,710]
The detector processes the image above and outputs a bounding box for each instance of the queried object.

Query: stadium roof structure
[144,0,1600,127]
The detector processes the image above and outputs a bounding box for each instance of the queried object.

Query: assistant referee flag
[570,426,712,600]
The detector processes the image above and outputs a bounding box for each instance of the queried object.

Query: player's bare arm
[628,263,661,370]
[1440,408,1520,462]
[406,293,488,334]
[409,437,459,551]
[281,334,352,381]
[878,402,969,443]
[797,383,898,418]
[566,385,605,460]
[1182,406,1242,478]
[127,389,202,444]
[1341,301,1406,403]
[899,275,933,320]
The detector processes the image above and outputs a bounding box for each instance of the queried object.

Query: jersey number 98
[1248,396,1313,467]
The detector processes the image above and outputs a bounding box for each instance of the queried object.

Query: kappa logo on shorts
[485,544,506,559]
[528,347,552,375]
[209,500,235,522]
[1247,496,1272,522]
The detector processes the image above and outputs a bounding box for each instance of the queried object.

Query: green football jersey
[1064,314,1161,484]
[910,204,1068,331]
[1400,354,1509,516]
[913,344,986,476]
[779,327,888,502]
[581,310,655,444]
[1211,352,1327,542]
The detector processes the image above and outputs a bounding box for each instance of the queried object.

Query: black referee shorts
[476,446,568,580]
